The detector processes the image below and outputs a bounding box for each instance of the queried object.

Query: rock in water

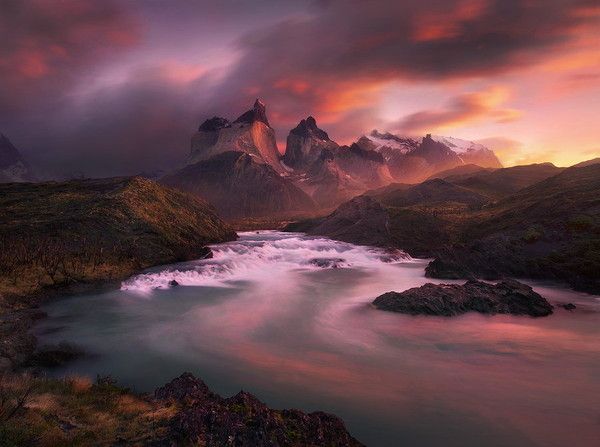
[168,280,179,287]
[562,303,576,311]
[372,279,553,317]
[155,372,364,446]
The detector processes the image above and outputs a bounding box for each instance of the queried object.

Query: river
[34,231,600,446]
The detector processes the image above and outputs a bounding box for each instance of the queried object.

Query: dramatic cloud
[0,0,599,176]
[0,0,138,113]
[216,0,599,123]
[392,87,521,134]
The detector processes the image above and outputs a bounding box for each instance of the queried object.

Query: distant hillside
[427,164,600,293]
[426,164,492,180]
[286,164,600,293]
[162,151,315,219]
[442,163,563,199]
[370,178,488,209]
[0,177,236,302]
[571,157,600,168]
[286,178,481,255]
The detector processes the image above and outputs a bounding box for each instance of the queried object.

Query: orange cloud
[394,86,521,133]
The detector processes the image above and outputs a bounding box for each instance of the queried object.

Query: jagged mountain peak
[290,116,330,140]
[234,98,270,127]
[198,117,231,132]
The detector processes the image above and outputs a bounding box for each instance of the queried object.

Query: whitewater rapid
[121,231,413,292]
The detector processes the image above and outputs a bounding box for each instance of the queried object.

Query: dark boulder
[168,280,180,287]
[373,279,553,317]
[562,303,576,311]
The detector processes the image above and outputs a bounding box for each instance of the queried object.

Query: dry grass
[0,373,174,446]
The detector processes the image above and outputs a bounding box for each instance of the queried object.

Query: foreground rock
[155,372,364,446]
[0,371,364,446]
[373,280,553,317]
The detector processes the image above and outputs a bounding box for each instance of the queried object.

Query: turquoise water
[35,231,600,446]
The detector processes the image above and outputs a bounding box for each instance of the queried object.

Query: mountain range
[162,99,504,218]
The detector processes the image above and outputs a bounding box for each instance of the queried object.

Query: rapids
[35,231,600,447]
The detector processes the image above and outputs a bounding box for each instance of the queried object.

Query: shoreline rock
[155,372,364,446]
[373,279,553,317]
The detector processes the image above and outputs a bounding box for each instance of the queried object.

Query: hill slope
[427,164,600,293]
[443,163,563,199]
[0,176,236,302]
[162,151,315,219]
[286,164,600,292]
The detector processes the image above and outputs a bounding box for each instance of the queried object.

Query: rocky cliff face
[155,372,364,446]
[281,119,395,207]
[190,99,284,173]
[0,133,35,183]
[282,116,338,169]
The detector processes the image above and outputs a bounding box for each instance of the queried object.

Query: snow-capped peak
[363,130,418,154]
[425,135,488,154]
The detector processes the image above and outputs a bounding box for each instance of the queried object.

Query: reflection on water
[35,232,600,447]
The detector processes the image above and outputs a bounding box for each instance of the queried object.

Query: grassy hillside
[428,164,600,293]
[286,163,600,293]
[0,177,236,306]
[442,163,563,199]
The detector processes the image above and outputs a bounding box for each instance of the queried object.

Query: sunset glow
[1,0,599,175]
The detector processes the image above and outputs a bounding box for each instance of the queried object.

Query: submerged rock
[309,257,346,268]
[562,303,576,311]
[155,372,364,446]
[168,279,180,287]
[373,279,553,317]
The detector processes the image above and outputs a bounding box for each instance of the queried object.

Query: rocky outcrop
[190,99,284,173]
[282,116,338,169]
[0,133,35,183]
[155,372,364,447]
[373,280,553,317]
[162,151,315,218]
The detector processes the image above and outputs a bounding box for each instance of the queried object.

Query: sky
[1,0,599,178]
